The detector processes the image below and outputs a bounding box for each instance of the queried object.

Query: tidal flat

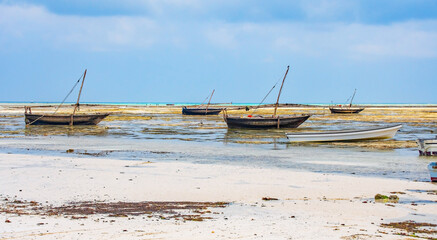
[0,104,436,239]
[2,104,436,147]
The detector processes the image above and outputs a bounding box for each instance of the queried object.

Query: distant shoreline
[1,102,437,108]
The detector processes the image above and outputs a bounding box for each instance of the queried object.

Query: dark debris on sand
[0,198,228,222]
[380,220,437,239]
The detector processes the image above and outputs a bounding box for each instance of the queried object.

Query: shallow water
[0,110,436,182]
[1,112,435,144]
[0,134,434,182]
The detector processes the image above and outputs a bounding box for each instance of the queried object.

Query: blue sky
[0,0,436,104]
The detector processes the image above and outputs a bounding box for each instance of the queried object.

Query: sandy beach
[1,104,437,239]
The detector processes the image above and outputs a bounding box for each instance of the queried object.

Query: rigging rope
[199,94,210,107]
[251,77,282,115]
[344,95,352,105]
[343,89,357,106]
[26,72,84,126]
[53,72,84,114]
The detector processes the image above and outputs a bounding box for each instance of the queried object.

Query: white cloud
[203,21,437,59]
[1,3,437,59]
[299,0,357,20]
[205,26,237,49]
[138,0,204,14]
[0,4,158,51]
[347,22,437,58]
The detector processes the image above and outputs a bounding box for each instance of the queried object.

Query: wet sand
[1,104,437,239]
[1,152,436,239]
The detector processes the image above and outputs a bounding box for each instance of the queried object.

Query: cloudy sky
[0,0,436,104]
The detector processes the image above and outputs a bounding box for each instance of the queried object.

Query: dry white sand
[1,152,436,239]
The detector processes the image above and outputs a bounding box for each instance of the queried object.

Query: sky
[0,0,436,104]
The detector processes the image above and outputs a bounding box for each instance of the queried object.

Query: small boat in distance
[286,124,402,142]
[182,89,223,115]
[329,107,364,114]
[182,107,222,115]
[416,138,437,156]
[224,66,310,129]
[25,69,109,125]
[329,89,364,114]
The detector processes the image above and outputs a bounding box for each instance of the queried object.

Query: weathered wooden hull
[182,107,222,115]
[224,115,310,129]
[25,113,109,125]
[416,139,437,156]
[329,107,364,114]
[286,124,402,142]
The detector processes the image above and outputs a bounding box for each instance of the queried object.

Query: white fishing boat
[429,162,437,182]
[416,138,437,156]
[286,124,402,142]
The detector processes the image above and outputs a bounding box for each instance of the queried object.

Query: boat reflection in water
[24,125,109,137]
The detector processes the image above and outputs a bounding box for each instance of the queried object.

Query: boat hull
[416,139,437,156]
[224,115,310,129]
[286,124,402,142]
[329,107,364,114]
[25,113,109,125]
[429,162,437,182]
[182,107,222,115]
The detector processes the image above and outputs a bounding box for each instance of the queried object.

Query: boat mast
[273,66,289,117]
[70,69,87,125]
[205,89,215,113]
[349,88,357,107]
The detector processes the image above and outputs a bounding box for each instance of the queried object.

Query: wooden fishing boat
[225,114,310,128]
[286,124,402,142]
[428,162,437,182]
[182,107,222,115]
[24,69,109,126]
[329,89,364,114]
[416,138,437,156]
[182,89,222,115]
[223,66,310,129]
[25,113,109,125]
[329,107,364,114]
